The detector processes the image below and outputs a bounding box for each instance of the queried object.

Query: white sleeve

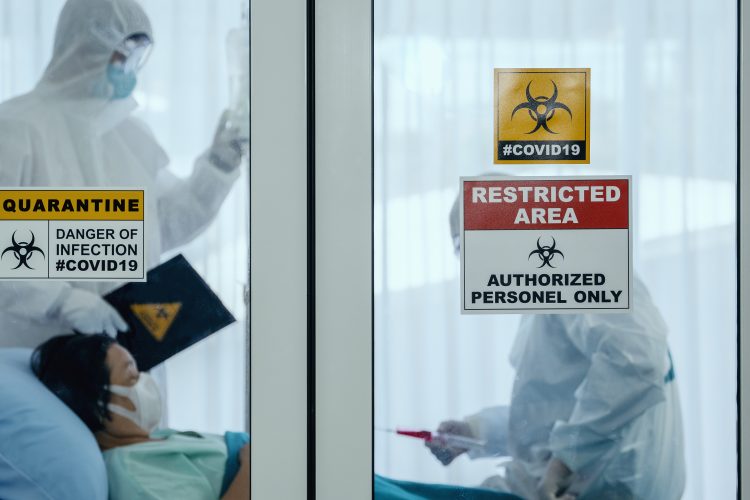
[156,153,240,252]
[548,313,668,472]
[0,282,71,321]
[464,405,511,459]
[0,119,71,325]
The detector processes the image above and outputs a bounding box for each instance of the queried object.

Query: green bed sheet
[375,475,523,500]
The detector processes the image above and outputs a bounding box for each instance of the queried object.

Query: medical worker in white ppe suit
[0,0,243,349]
[426,197,686,500]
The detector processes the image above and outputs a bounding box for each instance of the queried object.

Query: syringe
[377,428,486,450]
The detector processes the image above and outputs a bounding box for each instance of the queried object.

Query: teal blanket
[221,431,250,495]
[375,475,522,500]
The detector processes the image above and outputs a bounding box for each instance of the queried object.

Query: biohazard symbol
[1,231,45,270]
[511,81,573,134]
[528,237,564,268]
[130,302,182,341]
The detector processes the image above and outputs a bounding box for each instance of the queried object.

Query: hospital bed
[0,346,521,500]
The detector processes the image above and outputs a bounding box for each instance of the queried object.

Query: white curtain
[374,1,737,499]
[0,0,249,434]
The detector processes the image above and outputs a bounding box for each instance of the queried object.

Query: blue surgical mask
[106,63,137,100]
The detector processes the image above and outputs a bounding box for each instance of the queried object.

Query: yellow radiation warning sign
[130,302,182,341]
[494,68,590,164]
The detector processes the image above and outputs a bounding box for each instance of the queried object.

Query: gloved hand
[56,288,128,337]
[425,420,474,466]
[537,457,577,500]
[208,110,247,172]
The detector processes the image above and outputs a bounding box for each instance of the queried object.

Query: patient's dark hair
[31,334,115,432]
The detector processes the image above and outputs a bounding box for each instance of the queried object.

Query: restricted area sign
[461,176,631,314]
[0,189,145,281]
[494,68,590,164]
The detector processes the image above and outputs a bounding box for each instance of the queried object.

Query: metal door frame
[312,0,374,498]
[253,0,744,497]
[250,0,310,498]
[739,0,748,497]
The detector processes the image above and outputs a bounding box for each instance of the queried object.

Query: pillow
[0,348,108,500]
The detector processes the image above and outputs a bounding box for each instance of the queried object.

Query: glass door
[308,1,746,500]
[0,1,250,499]
[372,2,737,499]
[369,1,738,499]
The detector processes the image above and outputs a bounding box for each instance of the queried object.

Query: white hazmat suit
[0,0,241,348]
[438,195,686,499]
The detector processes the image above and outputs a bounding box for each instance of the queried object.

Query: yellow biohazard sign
[130,302,182,341]
[494,68,590,164]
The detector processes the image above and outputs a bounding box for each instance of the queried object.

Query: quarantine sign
[460,176,631,314]
[494,68,590,164]
[0,189,145,281]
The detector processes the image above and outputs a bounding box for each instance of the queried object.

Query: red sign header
[463,178,629,230]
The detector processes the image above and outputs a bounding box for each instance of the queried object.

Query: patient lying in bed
[31,333,249,500]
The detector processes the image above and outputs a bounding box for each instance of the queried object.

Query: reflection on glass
[375,1,736,499]
[0,0,250,498]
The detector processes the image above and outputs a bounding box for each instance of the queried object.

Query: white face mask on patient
[108,372,162,433]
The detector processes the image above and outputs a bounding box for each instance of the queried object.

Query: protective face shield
[449,193,460,256]
[112,34,152,73]
[106,34,152,100]
[108,372,162,432]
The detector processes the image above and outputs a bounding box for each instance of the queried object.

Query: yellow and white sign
[0,189,145,281]
[494,68,590,164]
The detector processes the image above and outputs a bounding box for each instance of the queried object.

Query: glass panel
[0,0,249,497]
[374,1,737,499]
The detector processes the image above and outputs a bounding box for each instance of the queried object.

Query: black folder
[105,254,236,371]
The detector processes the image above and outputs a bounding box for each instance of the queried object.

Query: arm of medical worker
[0,124,65,333]
[463,405,511,459]
[0,282,127,339]
[0,282,70,324]
[0,121,127,337]
[547,315,667,473]
[156,114,242,252]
